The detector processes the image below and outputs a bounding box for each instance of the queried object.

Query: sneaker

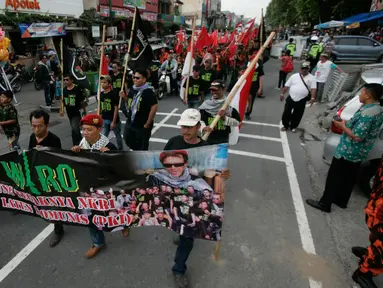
[173,274,189,288]
[352,269,378,288]
[352,246,368,258]
[306,199,331,213]
[280,127,287,132]
[49,232,63,248]
[291,129,297,133]
[245,114,251,120]
[85,245,106,259]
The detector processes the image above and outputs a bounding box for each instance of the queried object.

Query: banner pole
[260,9,264,47]
[202,32,275,141]
[97,24,107,115]
[119,8,137,109]
[183,16,196,104]
[60,38,64,114]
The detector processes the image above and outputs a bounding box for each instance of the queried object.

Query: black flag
[128,8,154,70]
[63,46,90,90]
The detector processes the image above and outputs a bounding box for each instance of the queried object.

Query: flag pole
[183,16,196,104]
[202,32,275,141]
[97,24,107,115]
[260,9,264,47]
[60,38,64,114]
[119,8,137,109]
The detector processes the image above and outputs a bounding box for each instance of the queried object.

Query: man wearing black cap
[183,65,205,108]
[200,80,241,144]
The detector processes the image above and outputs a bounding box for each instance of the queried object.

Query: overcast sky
[221,0,271,22]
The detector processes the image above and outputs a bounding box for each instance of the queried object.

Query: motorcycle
[33,66,43,90]
[1,64,22,93]
[158,71,172,100]
[14,64,34,83]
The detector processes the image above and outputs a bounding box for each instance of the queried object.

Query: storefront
[98,0,158,22]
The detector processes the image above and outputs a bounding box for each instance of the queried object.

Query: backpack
[283,57,294,73]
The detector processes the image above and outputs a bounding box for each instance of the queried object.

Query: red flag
[175,28,185,55]
[229,31,236,42]
[101,54,109,75]
[220,32,228,44]
[238,18,255,45]
[195,27,210,51]
[211,30,218,47]
[228,41,237,59]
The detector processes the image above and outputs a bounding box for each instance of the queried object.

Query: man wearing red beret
[72,113,122,258]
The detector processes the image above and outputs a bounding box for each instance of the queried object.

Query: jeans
[69,115,82,146]
[316,82,326,102]
[89,227,105,247]
[172,236,194,275]
[123,125,151,151]
[102,119,123,150]
[188,100,200,109]
[43,81,51,106]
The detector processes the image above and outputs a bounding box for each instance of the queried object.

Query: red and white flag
[229,63,256,145]
[179,50,195,101]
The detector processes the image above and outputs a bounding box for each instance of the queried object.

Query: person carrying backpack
[278,50,293,89]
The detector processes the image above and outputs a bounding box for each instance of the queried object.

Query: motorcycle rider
[160,52,178,95]
[307,36,322,72]
[285,38,296,56]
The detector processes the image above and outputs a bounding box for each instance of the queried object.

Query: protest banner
[0,144,228,241]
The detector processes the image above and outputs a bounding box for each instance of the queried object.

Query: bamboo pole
[60,39,64,114]
[183,16,196,104]
[97,24,107,115]
[202,32,276,141]
[119,8,137,109]
[260,9,264,47]
[214,240,221,261]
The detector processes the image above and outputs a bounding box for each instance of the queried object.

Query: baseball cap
[177,109,201,126]
[301,62,310,69]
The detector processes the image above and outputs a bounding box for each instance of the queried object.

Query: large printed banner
[19,23,66,38]
[0,145,228,241]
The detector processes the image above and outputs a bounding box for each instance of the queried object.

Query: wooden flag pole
[97,24,107,115]
[202,32,275,141]
[260,9,264,47]
[215,240,221,261]
[183,16,196,104]
[60,39,64,114]
[119,8,137,109]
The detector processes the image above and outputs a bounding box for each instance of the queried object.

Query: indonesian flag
[238,18,255,44]
[229,63,256,145]
[179,50,195,101]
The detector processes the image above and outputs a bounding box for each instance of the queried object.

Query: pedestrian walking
[37,54,53,108]
[110,61,129,118]
[183,65,205,108]
[28,109,63,247]
[199,80,241,144]
[120,68,158,151]
[99,75,124,150]
[277,50,293,90]
[0,90,20,150]
[246,60,264,119]
[280,62,317,133]
[61,74,86,146]
[312,53,339,102]
[306,83,383,213]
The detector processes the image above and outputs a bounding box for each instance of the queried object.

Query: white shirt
[314,60,336,83]
[285,73,317,102]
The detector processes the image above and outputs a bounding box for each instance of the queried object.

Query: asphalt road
[0,59,381,288]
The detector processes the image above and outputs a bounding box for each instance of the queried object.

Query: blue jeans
[88,227,105,247]
[188,100,200,109]
[102,119,123,150]
[43,81,51,106]
[172,236,194,275]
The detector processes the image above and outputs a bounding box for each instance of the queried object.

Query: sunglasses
[133,76,141,80]
[301,67,309,70]
[63,78,70,81]
[163,163,185,168]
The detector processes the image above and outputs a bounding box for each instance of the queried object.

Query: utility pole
[109,0,113,26]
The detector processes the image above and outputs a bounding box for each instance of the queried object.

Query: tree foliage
[265,0,371,28]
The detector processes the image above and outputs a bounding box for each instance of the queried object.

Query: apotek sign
[6,0,40,10]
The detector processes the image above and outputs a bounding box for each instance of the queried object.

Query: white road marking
[151,108,178,135]
[156,112,181,117]
[238,133,281,142]
[280,124,321,288]
[242,120,280,128]
[0,224,54,283]
[149,137,286,162]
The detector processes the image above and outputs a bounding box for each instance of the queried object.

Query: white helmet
[311,35,319,41]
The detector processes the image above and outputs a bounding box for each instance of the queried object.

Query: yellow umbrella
[346,22,360,29]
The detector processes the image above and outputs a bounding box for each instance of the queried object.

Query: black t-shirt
[157,218,170,228]
[200,108,241,144]
[136,193,150,204]
[147,72,159,89]
[164,135,208,150]
[183,76,204,101]
[63,85,84,118]
[28,131,62,149]
[200,68,216,91]
[126,87,158,128]
[100,89,119,122]
[252,61,265,89]
[110,72,124,91]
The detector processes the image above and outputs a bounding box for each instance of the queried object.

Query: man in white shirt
[280,62,317,133]
[312,53,338,102]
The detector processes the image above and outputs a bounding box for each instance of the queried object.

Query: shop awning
[341,10,383,25]
[314,20,345,29]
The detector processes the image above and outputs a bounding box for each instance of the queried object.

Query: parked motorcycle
[1,63,22,93]
[158,71,172,100]
[33,66,43,90]
[14,64,34,83]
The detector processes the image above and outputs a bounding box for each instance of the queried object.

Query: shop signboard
[19,23,66,38]
[92,26,100,38]
[0,0,84,18]
[123,0,145,10]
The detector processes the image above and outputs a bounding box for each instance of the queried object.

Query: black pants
[50,82,55,102]
[69,115,82,146]
[278,71,288,88]
[123,126,151,151]
[320,157,361,210]
[281,96,307,129]
[170,76,178,94]
[172,236,194,275]
[54,223,63,235]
